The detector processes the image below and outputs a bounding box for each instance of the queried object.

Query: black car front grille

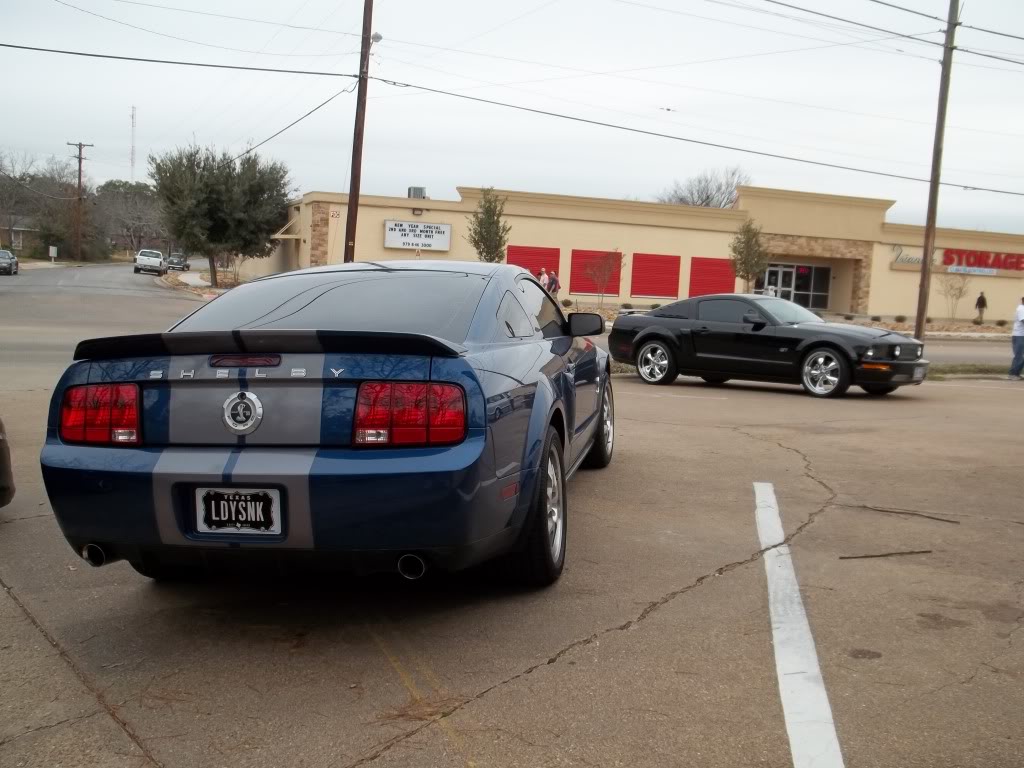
[891,344,923,360]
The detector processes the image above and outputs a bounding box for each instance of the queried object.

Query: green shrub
[561,299,573,308]
[996,319,1008,327]
[894,315,907,323]
[870,315,882,322]
[926,317,932,323]
[651,303,661,309]
[843,314,854,321]
[621,302,633,309]
[972,318,983,325]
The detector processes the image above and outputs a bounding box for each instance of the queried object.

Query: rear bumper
[853,359,929,386]
[40,437,526,573]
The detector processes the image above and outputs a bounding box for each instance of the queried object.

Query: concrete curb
[924,332,1010,341]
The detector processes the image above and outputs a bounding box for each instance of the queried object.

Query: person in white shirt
[1009,297,1024,380]
[538,268,549,290]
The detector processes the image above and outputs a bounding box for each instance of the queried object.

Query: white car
[133,249,167,276]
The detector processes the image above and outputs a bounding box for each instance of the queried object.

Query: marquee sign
[889,245,1024,278]
[383,220,451,251]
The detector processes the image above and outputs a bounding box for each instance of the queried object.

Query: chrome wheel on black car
[800,348,851,398]
[583,380,614,468]
[636,341,677,385]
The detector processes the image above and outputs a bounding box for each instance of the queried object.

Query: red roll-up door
[688,257,736,297]
[630,253,681,298]
[506,245,559,279]
[570,250,622,295]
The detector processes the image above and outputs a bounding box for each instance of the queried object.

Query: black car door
[691,298,777,374]
[516,277,599,463]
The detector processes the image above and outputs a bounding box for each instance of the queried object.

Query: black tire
[635,339,678,386]
[800,347,851,398]
[701,376,730,385]
[509,425,567,587]
[129,558,202,582]
[861,384,897,396]
[582,378,614,469]
[133,266,140,274]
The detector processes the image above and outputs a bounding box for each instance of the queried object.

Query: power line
[961,23,1024,44]
[367,76,1024,197]
[4,41,1022,196]
[0,167,80,200]
[52,0,359,58]
[222,82,358,165]
[0,42,359,78]
[748,0,1024,66]
[858,0,945,23]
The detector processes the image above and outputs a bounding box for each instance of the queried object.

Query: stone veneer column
[851,257,872,314]
[310,203,330,267]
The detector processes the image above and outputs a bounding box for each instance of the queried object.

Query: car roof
[257,260,526,282]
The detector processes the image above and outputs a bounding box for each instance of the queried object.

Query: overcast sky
[4,0,1024,233]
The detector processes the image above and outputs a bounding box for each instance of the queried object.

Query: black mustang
[609,294,929,397]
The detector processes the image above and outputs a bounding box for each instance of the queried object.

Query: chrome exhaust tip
[397,554,426,581]
[81,543,106,568]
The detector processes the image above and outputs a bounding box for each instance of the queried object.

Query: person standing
[975,291,988,323]
[548,271,561,294]
[538,268,549,291]
[1009,296,1024,381]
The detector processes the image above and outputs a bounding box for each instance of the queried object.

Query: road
[1,266,1022,768]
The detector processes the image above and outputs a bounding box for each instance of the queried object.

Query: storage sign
[384,220,451,251]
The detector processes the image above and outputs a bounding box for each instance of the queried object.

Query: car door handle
[693,327,711,335]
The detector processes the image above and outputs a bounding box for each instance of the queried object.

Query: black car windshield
[172,269,489,343]
[0,252,12,261]
[756,298,823,325]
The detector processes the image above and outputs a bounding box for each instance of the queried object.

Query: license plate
[913,366,926,381]
[195,488,282,535]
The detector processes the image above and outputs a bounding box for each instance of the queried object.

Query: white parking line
[754,482,845,768]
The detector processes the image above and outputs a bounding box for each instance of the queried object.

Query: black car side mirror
[568,312,605,337]
[743,311,767,325]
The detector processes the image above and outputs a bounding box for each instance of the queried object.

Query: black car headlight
[893,345,901,358]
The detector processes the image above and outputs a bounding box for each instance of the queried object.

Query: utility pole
[342,0,378,263]
[67,141,93,262]
[130,106,137,183]
[914,0,959,341]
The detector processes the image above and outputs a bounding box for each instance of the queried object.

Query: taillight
[60,384,140,446]
[354,382,466,447]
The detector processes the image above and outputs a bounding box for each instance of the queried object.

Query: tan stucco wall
[260,185,1024,315]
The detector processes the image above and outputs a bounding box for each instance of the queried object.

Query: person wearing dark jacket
[975,292,988,322]
[0,416,14,508]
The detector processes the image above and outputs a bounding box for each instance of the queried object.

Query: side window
[653,300,689,318]
[698,299,751,323]
[517,279,566,339]
[497,292,534,339]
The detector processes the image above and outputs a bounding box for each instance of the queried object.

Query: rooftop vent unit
[408,186,427,199]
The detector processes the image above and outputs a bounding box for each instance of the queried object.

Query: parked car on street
[40,261,613,586]
[0,250,19,276]
[609,294,929,398]
[133,249,166,275]
[0,415,14,508]
[167,253,189,271]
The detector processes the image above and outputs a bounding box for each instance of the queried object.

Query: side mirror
[568,312,605,337]
[743,311,767,325]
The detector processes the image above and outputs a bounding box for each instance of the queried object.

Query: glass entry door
[757,264,831,309]
[764,265,795,301]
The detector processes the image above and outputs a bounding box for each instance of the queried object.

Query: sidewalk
[178,271,211,289]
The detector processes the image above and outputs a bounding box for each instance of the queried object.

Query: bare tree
[937,272,971,319]
[95,180,168,254]
[0,151,37,249]
[585,250,624,309]
[729,218,769,291]
[658,166,750,208]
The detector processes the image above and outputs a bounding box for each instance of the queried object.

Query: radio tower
[130,105,137,182]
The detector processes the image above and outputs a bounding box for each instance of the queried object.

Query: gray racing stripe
[151,447,235,547]
[226,448,318,549]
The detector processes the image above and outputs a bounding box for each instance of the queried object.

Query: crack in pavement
[0,710,102,748]
[0,575,164,766]
[341,427,836,768]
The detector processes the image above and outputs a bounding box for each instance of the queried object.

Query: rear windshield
[139,250,162,259]
[172,269,489,342]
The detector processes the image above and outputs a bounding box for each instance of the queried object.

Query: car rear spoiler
[74,330,467,361]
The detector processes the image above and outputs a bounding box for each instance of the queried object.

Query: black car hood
[794,322,917,342]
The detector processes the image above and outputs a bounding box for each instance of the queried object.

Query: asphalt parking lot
[1,265,1022,768]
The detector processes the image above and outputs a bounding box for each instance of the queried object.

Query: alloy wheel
[545,446,564,562]
[803,352,840,395]
[638,344,669,382]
